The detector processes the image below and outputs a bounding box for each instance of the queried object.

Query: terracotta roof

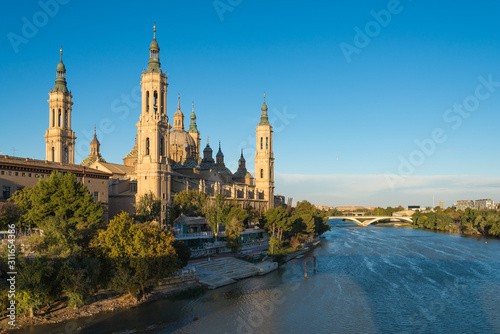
[0,155,111,178]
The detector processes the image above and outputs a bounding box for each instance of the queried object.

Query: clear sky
[2,0,500,208]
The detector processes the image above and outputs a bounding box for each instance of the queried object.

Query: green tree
[135,191,161,224]
[203,194,231,240]
[94,212,180,296]
[173,240,191,267]
[225,217,245,253]
[17,256,58,318]
[57,257,100,309]
[171,190,208,221]
[263,207,288,240]
[10,171,104,232]
[0,202,19,231]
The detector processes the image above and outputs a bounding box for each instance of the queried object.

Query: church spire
[53,47,68,93]
[90,126,101,157]
[147,24,161,73]
[173,94,185,130]
[188,101,199,133]
[259,93,270,125]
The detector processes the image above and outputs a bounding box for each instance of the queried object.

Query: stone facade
[0,155,110,220]
[69,26,276,221]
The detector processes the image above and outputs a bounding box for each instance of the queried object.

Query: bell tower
[45,48,76,164]
[255,94,274,210]
[188,102,201,161]
[135,25,171,224]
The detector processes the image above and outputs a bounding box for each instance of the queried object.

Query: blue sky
[2,0,500,207]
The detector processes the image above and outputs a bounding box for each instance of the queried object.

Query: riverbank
[1,239,324,332]
[0,272,199,332]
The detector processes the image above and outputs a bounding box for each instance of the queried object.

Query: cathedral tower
[188,102,201,161]
[255,94,274,209]
[45,48,76,163]
[135,25,170,224]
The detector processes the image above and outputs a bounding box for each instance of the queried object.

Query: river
[20,219,500,333]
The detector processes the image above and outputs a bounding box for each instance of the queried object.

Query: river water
[21,219,500,333]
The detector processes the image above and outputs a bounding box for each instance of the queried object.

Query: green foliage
[32,216,82,258]
[171,190,208,221]
[372,206,405,216]
[173,240,191,267]
[95,212,181,296]
[268,236,286,263]
[294,200,316,213]
[412,208,500,237]
[260,201,330,251]
[0,202,19,230]
[57,257,98,309]
[17,256,59,317]
[11,171,104,231]
[225,217,245,253]
[203,194,231,238]
[135,191,161,224]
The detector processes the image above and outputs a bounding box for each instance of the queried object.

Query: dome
[203,143,212,153]
[170,129,196,148]
[150,39,159,51]
[56,61,66,72]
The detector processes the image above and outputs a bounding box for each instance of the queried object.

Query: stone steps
[191,257,262,289]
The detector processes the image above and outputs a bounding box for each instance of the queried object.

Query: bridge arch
[328,216,413,226]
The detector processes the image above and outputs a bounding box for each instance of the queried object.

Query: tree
[135,191,161,224]
[10,171,104,232]
[57,257,100,309]
[294,200,315,213]
[203,194,231,240]
[0,202,19,231]
[173,240,191,267]
[94,212,180,296]
[32,216,83,258]
[225,217,245,253]
[264,207,288,240]
[171,190,208,221]
[10,172,104,256]
[17,256,58,318]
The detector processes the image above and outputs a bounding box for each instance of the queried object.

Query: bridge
[327,216,413,226]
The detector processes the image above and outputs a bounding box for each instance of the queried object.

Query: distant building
[408,205,420,211]
[475,199,495,210]
[275,194,286,208]
[335,206,370,212]
[453,200,474,211]
[438,200,444,209]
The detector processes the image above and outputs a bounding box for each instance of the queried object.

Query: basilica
[42,26,275,223]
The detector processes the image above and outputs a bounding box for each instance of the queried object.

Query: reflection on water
[20,219,500,334]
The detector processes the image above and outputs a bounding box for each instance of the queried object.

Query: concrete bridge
[327,216,413,226]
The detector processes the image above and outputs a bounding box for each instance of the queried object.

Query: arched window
[260,137,263,150]
[161,91,164,114]
[146,138,150,155]
[153,91,158,113]
[266,137,268,150]
[52,109,55,127]
[64,147,68,163]
[260,169,264,178]
[146,91,150,112]
[58,109,61,127]
[51,147,55,162]
[64,110,68,128]
[160,137,164,156]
